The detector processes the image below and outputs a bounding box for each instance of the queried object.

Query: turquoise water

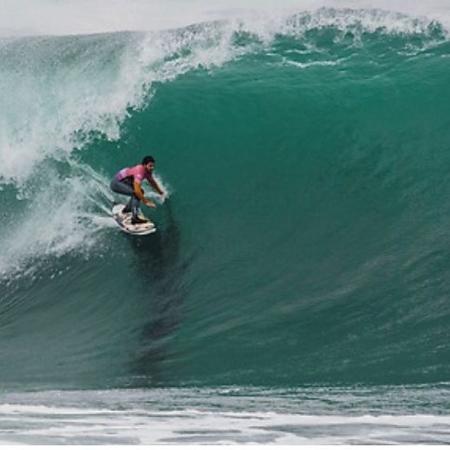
[1,6,450,443]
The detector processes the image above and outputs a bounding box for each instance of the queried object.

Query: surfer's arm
[133,180,156,208]
[148,176,164,196]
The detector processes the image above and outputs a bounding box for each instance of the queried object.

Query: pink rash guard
[115,164,151,183]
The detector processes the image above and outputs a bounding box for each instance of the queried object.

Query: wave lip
[1,7,446,184]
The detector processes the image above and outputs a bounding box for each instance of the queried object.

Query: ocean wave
[0,6,449,389]
[0,8,447,184]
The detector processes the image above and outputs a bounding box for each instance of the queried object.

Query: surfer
[110,156,165,224]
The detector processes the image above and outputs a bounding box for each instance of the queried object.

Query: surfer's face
[145,162,155,172]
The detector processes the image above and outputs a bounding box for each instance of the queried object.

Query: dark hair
[142,155,155,165]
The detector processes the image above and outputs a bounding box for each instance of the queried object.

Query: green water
[1,10,450,390]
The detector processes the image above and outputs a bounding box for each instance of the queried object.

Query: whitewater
[0,0,450,444]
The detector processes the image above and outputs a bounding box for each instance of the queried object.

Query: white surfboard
[112,203,156,235]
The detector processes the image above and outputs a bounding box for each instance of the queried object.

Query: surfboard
[112,203,156,235]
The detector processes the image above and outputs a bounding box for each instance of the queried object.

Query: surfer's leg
[110,178,135,214]
[130,196,141,219]
[110,178,133,196]
[123,198,133,214]
[110,178,144,219]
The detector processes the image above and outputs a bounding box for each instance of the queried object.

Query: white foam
[1,386,448,444]
[0,402,449,444]
[146,174,171,204]
[0,163,113,278]
[284,59,339,69]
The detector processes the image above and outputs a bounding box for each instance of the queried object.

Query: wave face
[1,7,450,391]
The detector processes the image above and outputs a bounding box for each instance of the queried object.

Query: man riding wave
[110,155,165,224]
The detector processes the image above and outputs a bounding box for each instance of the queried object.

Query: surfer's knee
[110,179,118,192]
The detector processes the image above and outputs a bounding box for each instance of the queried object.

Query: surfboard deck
[112,203,156,235]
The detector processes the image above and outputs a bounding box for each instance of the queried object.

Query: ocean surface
[1,0,450,444]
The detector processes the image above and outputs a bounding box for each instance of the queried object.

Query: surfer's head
[142,155,155,172]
